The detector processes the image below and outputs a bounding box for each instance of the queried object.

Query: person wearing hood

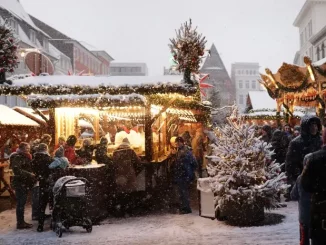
[285,115,322,200]
[261,125,272,143]
[271,129,289,172]
[76,138,95,164]
[112,138,142,216]
[30,143,54,232]
[49,146,69,169]
[9,142,36,229]
[301,128,326,244]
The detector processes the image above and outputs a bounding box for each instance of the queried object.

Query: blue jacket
[171,145,197,183]
[291,175,311,225]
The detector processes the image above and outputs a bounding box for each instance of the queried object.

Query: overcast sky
[21,0,306,75]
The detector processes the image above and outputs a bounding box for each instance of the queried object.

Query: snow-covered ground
[0,202,299,245]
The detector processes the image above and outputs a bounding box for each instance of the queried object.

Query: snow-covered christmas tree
[0,21,19,82]
[201,107,288,225]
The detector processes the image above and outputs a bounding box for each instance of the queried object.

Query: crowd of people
[255,116,326,244]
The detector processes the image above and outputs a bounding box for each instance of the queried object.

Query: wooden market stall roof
[0,105,40,127]
[0,75,198,96]
[13,106,49,126]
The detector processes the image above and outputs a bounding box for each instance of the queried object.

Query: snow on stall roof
[11,75,184,87]
[0,105,39,127]
[13,106,49,124]
[314,57,326,66]
[248,91,276,110]
[0,0,49,37]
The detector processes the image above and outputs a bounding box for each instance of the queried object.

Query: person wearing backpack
[171,136,197,214]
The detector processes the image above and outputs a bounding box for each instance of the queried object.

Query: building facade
[231,62,263,113]
[30,16,113,76]
[200,44,234,106]
[293,0,326,65]
[109,62,148,76]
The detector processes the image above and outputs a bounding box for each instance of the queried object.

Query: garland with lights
[0,21,19,82]
[0,83,198,96]
[169,19,206,86]
[27,94,147,108]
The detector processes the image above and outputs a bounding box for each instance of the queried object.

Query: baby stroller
[51,176,92,237]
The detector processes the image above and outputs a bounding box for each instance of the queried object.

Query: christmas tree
[0,21,19,82]
[203,107,288,225]
[169,19,206,86]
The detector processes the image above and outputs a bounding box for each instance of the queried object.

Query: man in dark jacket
[301,128,326,244]
[171,137,197,214]
[9,142,35,229]
[285,115,322,200]
[271,129,289,172]
[261,125,272,143]
[31,143,53,232]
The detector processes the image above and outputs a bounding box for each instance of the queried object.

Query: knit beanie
[55,146,64,158]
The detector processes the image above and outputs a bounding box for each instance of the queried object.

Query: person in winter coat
[30,143,53,232]
[285,115,322,200]
[95,137,112,165]
[171,136,197,214]
[31,134,52,155]
[291,174,311,245]
[49,146,69,169]
[112,138,142,216]
[283,124,293,141]
[64,135,77,164]
[301,129,326,244]
[270,129,289,172]
[54,136,66,151]
[76,138,95,164]
[191,128,205,177]
[9,142,36,229]
[261,125,272,143]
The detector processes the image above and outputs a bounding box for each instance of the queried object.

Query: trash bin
[197,178,215,219]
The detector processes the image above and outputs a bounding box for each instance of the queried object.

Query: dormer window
[10,19,19,34]
[43,37,49,51]
[30,29,36,43]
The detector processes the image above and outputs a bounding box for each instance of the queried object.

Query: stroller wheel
[55,224,63,238]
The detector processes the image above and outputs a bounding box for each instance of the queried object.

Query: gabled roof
[13,106,48,125]
[0,0,49,37]
[200,43,227,71]
[247,91,276,110]
[79,41,99,51]
[0,105,40,127]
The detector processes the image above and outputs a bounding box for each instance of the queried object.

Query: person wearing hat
[171,136,197,214]
[49,146,69,169]
[112,138,142,216]
[30,143,53,232]
[64,135,77,164]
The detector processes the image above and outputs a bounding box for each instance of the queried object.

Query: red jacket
[64,146,77,164]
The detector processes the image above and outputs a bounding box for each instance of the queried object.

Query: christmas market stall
[243,91,311,126]
[260,57,326,124]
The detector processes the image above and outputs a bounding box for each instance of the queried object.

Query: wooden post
[48,108,56,149]
[145,104,153,161]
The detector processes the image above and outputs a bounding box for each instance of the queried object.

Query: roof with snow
[0,0,49,37]
[0,105,40,127]
[79,41,99,51]
[247,91,276,110]
[0,75,196,96]
[13,106,48,125]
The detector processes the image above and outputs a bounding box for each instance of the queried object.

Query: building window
[245,80,249,89]
[253,70,256,75]
[322,43,325,59]
[30,29,36,43]
[43,38,49,51]
[308,20,312,37]
[239,94,244,105]
[246,70,248,75]
[317,47,320,60]
[309,46,314,61]
[251,80,256,89]
[10,19,19,34]
[300,32,303,47]
[249,70,252,75]
[238,80,243,89]
[237,70,241,74]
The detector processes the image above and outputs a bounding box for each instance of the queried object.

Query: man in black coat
[301,129,326,244]
[285,115,322,200]
[31,143,53,232]
[9,142,35,229]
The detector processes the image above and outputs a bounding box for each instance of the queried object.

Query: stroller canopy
[53,176,85,199]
